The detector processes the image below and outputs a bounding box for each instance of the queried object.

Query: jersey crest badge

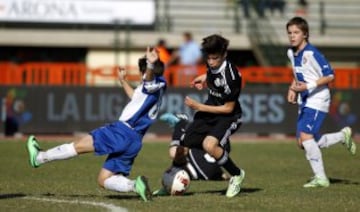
[214,78,224,87]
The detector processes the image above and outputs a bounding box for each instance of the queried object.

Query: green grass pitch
[0,139,359,211]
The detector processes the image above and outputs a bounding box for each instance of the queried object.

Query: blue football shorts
[90,121,142,175]
[296,107,327,141]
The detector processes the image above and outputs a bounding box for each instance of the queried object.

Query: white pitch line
[24,196,128,212]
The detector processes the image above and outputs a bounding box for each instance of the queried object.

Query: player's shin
[302,139,326,178]
[37,143,77,164]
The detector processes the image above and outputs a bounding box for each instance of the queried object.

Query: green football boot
[26,135,41,168]
[341,127,356,155]
[134,176,152,202]
[226,169,245,198]
[303,176,330,188]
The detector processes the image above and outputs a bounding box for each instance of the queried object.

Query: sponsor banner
[0,86,358,135]
[0,0,155,25]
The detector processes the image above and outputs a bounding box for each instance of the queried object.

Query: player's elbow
[223,108,233,114]
[221,102,235,114]
[221,105,234,114]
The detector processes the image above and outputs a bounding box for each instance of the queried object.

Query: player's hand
[290,81,307,92]
[118,67,127,82]
[287,89,297,104]
[185,96,201,111]
[190,74,206,90]
[146,46,159,64]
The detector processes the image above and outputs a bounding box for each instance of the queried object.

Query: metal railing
[2,62,359,89]
[319,1,360,36]
[247,19,288,66]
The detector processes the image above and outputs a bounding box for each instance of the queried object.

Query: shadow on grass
[0,192,99,200]
[193,187,262,195]
[0,193,143,200]
[329,177,360,185]
[106,194,144,200]
[12,186,262,201]
[37,193,100,199]
[0,193,26,199]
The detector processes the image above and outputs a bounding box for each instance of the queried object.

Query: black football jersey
[205,61,242,117]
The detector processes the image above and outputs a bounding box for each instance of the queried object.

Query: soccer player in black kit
[173,34,245,198]
[152,113,232,197]
[162,113,231,181]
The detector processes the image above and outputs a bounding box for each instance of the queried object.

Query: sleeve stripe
[229,64,236,80]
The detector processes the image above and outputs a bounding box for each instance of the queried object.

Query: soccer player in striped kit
[286,17,356,188]
[26,47,167,201]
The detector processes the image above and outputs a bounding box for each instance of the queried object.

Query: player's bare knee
[73,135,95,154]
[297,139,304,149]
[298,132,313,149]
[97,168,114,188]
[202,141,216,155]
[97,176,106,188]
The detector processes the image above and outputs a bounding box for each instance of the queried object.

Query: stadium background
[0,0,359,137]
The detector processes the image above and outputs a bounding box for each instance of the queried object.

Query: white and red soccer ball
[162,167,190,195]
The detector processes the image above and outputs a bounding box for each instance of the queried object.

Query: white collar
[210,60,227,74]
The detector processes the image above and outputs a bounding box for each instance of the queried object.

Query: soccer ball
[162,167,190,195]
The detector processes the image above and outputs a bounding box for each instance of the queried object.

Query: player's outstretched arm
[185,96,235,114]
[118,67,134,99]
[144,46,159,81]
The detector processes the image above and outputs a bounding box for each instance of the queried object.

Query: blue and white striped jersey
[119,76,166,135]
[287,43,334,112]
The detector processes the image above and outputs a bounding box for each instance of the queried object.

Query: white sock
[37,143,77,164]
[317,131,344,148]
[104,175,135,192]
[302,139,327,179]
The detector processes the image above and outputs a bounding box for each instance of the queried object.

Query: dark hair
[138,57,147,74]
[138,57,165,76]
[157,39,166,46]
[152,60,165,76]
[201,34,229,56]
[183,31,192,40]
[286,16,310,42]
